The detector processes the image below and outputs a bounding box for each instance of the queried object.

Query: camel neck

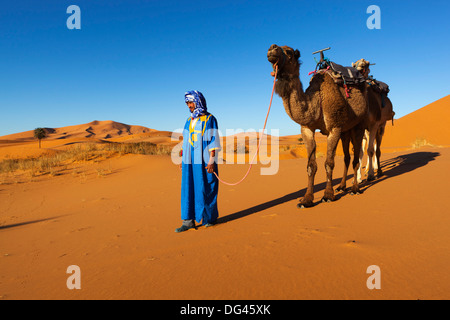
[275,76,310,125]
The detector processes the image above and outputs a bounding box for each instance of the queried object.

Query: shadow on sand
[0,216,63,230]
[218,151,440,225]
[360,151,440,191]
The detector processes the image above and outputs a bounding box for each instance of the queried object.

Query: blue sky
[1,0,449,137]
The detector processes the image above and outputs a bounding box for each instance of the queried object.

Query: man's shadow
[0,216,64,230]
[217,151,440,225]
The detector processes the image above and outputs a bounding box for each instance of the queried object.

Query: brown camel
[351,59,395,182]
[267,44,368,208]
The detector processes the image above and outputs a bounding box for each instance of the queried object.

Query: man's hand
[205,163,215,173]
[205,150,216,173]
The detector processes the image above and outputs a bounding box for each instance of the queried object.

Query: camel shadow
[217,175,351,224]
[359,151,440,192]
[218,151,440,225]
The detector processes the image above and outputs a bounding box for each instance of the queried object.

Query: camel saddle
[367,77,390,94]
[367,77,390,108]
[313,60,366,86]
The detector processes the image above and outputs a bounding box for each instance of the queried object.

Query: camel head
[352,58,370,79]
[267,44,301,78]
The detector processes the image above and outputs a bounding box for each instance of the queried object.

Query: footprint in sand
[261,213,278,219]
[68,226,92,233]
[296,227,334,240]
[344,240,359,248]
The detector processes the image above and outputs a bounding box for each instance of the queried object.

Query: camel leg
[364,130,370,174]
[366,126,378,181]
[375,124,386,178]
[373,143,378,171]
[298,126,317,208]
[350,125,364,195]
[358,131,367,183]
[322,127,341,202]
[336,131,351,192]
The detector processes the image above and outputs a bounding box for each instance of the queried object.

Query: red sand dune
[0,121,157,159]
[0,120,155,143]
[1,96,450,300]
[1,147,449,299]
[383,95,450,149]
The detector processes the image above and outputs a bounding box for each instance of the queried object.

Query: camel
[267,44,368,208]
[351,59,395,182]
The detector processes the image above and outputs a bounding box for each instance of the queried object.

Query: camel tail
[392,111,395,126]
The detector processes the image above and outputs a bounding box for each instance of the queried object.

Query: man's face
[187,101,196,113]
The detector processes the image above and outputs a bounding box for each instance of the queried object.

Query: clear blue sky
[1,0,449,137]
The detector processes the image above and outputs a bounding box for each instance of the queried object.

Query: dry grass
[279,145,291,152]
[103,141,172,156]
[412,137,435,149]
[0,141,172,178]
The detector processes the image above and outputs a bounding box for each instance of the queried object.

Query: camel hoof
[350,191,361,196]
[367,175,375,182]
[298,195,314,209]
[297,201,313,209]
[321,198,332,203]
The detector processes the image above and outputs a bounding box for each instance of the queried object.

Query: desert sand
[1,96,449,300]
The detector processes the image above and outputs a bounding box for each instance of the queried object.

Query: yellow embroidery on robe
[188,116,207,147]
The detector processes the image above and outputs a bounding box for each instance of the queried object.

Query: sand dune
[1,96,450,300]
[0,120,155,143]
[3,94,448,161]
[1,147,449,299]
[383,95,450,149]
[109,130,182,146]
[0,121,156,160]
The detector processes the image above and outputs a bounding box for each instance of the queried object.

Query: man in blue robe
[176,90,221,233]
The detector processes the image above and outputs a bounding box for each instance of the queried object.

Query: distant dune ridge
[0,120,155,142]
[0,95,449,155]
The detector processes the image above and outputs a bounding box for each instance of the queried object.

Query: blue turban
[185,90,207,118]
